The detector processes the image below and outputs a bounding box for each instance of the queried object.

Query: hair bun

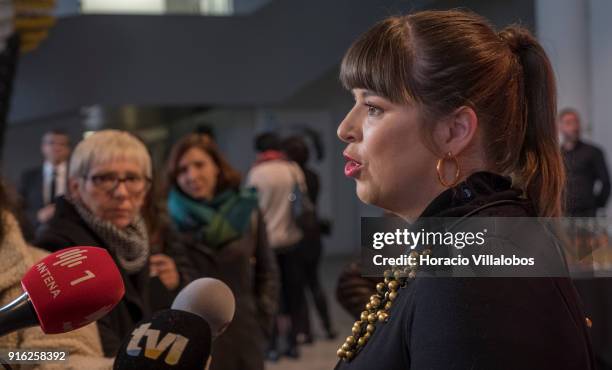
[498,26,535,54]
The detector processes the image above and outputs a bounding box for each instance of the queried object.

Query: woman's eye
[365,103,383,117]
[98,174,115,182]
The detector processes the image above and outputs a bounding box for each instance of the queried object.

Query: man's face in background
[559,112,581,145]
[41,133,71,165]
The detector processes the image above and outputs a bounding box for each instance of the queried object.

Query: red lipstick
[343,153,363,178]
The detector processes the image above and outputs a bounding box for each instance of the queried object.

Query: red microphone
[0,246,125,336]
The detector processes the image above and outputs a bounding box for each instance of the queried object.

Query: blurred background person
[335,259,379,321]
[33,130,178,357]
[281,135,336,343]
[559,108,610,217]
[0,178,112,369]
[560,108,612,370]
[165,133,278,370]
[247,132,307,360]
[141,178,198,312]
[18,129,71,240]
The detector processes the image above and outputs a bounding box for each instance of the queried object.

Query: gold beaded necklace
[337,248,431,362]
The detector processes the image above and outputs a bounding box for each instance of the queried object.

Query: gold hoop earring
[436,151,460,188]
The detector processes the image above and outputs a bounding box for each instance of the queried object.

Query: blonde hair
[69,130,152,179]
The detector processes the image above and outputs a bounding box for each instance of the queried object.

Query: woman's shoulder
[467,198,535,217]
[405,276,591,368]
[35,220,93,249]
[409,276,577,332]
[35,198,102,251]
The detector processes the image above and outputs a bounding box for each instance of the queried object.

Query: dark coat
[335,172,595,370]
[175,210,279,370]
[33,196,151,357]
[18,166,45,240]
[148,221,199,312]
[563,140,611,215]
[18,165,69,237]
[18,166,45,230]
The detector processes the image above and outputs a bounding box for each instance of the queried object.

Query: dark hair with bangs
[340,10,565,217]
[340,16,414,104]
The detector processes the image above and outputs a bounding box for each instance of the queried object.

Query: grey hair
[69,130,152,180]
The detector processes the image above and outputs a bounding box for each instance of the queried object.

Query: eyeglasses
[85,173,151,194]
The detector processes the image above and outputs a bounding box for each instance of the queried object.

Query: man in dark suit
[559,108,610,216]
[559,108,612,370]
[19,129,71,238]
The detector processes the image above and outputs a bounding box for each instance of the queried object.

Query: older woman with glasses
[35,130,178,358]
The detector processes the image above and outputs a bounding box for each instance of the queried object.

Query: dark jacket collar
[54,195,82,220]
[43,196,105,247]
[42,196,149,314]
[419,171,533,218]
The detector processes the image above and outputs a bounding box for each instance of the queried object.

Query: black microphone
[0,293,38,336]
[113,309,213,370]
[114,278,236,370]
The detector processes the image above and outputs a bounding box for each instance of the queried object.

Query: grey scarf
[71,199,150,274]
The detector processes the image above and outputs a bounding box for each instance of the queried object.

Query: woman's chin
[109,217,132,229]
[355,182,378,206]
[184,188,212,201]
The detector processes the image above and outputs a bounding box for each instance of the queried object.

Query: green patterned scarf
[168,187,258,249]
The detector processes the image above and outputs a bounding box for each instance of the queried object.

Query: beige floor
[265,337,347,370]
[265,255,355,370]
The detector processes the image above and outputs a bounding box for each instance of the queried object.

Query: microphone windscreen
[171,278,235,337]
[113,309,212,370]
[21,246,125,334]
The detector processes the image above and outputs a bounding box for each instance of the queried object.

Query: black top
[302,165,320,205]
[335,171,595,370]
[34,196,151,357]
[562,140,610,215]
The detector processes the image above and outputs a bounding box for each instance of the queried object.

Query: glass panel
[79,0,271,15]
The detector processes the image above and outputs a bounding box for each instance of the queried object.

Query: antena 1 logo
[126,323,190,365]
[53,248,89,267]
[35,248,95,299]
[52,248,96,286]
[52,248,105,331]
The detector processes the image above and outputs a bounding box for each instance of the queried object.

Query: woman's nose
[112,181,130,198]
[337,108,361,143]
[186,165,199,180]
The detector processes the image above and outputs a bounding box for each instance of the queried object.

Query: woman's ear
[434,106,478,156]
[68,178,81,201]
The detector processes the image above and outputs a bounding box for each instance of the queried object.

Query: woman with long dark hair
[334,10,593,369]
